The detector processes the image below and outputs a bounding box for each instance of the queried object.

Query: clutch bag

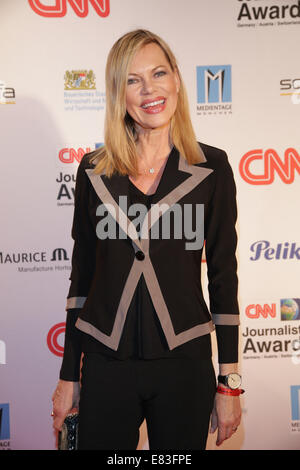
[58,412,79,450]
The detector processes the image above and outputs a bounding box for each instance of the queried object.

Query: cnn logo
[239,148,300,184]
[59,148,91,164]
[47,323,65,357]
[246,304,276,319]
[28,0,110,17]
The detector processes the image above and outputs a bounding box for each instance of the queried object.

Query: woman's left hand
[209,393,242,447]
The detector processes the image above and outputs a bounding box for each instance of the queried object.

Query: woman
[52,29,242,450]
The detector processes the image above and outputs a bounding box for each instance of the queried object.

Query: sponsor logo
[245,299,300,321]
[28,0,110,18]
[59,147,91,164]
[56,145,101,205]
[0,81,16,105]
[0,341,6,365]
[239,148,300,184]
[243,296,300,360]
[57,147,88,206]
[196,65,232,115]
[47,322,65,357]
[250,241,300,261]
[56,172,76,205]
[242,299,300,361]
[280,78,300,105]
[51,248,69,262]
[64,70,96,91]
[291,385,300,432]
[0,404,10,449]
[237,0,300,28]
[242,325,300,359]
[0,248,71,273]
[64,70,105,112]
[246,303,276,320]
[281,299,300,321]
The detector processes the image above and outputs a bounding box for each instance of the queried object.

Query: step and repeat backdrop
[1,0,300,450]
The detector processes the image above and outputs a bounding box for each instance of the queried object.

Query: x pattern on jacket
[66,143,240,352]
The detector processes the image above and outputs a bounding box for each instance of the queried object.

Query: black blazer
[66,143,240,352]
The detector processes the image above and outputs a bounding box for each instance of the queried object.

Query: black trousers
[78,353,216,450]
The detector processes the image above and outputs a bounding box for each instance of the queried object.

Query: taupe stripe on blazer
[66,143,240,351]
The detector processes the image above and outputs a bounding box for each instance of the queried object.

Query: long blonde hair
[91,29,204,177]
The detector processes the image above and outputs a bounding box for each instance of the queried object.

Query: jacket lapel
[86,167,143,252]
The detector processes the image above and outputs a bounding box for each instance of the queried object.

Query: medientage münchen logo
[0,404,10,441]
[196,65,232,115]
[291,386,300,420]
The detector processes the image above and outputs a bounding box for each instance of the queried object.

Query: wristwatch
[218,373,242,390]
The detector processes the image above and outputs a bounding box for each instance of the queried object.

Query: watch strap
[216,386,245,396]
[217,375,228,386]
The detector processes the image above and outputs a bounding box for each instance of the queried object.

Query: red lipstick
[140,96,166,114]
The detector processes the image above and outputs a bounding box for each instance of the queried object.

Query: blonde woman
[52,29,242,450]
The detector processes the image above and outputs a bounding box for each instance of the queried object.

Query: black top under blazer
[60,143,240,380]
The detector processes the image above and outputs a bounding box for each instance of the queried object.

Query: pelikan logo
[250,241,300,260]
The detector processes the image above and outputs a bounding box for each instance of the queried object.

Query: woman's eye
[154,70,166,78]
[127,78,138,85]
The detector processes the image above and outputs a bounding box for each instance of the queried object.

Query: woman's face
[125,42,180,132]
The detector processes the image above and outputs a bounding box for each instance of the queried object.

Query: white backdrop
[1,0,300,451]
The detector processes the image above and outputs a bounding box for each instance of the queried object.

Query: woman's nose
[141,77,155,94]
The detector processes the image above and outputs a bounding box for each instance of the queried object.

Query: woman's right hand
[51,379,80,431]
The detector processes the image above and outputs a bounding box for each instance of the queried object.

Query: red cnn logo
[28,0,110,17]
[59,148,91,164]
[239,148,300,184]
[47,322,65,357]
[246,304,276,319]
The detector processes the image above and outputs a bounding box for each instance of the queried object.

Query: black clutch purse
[58,412,79,450]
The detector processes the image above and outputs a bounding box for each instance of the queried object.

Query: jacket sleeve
[59,156,97,381]
[66,156,97,308]
[59,308,82,381]
[204,150,240,363]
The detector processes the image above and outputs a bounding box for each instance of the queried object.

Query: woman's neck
[135,122,172,165]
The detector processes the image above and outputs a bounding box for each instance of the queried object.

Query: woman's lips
[140,97,166,114]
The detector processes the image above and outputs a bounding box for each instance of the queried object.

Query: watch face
[227,373,242,389]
